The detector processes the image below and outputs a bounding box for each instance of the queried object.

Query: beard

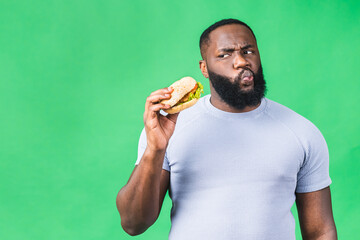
[208,65,267,110]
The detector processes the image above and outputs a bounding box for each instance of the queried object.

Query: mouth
[242,75,254,82]
[240,70,254,86]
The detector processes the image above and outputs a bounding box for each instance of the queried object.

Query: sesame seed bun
[161,77,197,107]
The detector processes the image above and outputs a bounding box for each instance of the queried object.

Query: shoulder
[265,98,320,131]
[264,98,326,145]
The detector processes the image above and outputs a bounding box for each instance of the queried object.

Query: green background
[1,0,359,239]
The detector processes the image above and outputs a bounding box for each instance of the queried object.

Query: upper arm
[126,166,170,216]
[295,186,337,239]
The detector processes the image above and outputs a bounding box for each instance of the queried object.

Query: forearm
[116,148,165,235]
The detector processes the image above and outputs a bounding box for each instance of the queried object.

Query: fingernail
[168,87,172,91]
[165,94,170,97]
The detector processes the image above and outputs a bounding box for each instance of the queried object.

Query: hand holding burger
[143,76,203,152]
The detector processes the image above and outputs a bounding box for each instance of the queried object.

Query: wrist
[141,147,167,169]
[146,141,168,153]
[144,146,166,157]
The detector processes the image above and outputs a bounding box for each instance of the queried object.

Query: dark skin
[116,87,174,235]
[296,187,337,239]
[116,24,337,239]
[199,24,261,113]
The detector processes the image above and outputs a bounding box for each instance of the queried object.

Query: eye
[243,50,254,55]
[218,53,230,58]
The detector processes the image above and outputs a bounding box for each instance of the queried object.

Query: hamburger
[161,77,204,114]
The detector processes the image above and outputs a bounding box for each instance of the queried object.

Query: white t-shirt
[135,94,331,240]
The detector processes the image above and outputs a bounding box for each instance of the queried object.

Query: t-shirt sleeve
[295,125,332,193]
[135,127,170,171]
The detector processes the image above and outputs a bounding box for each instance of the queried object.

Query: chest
[167,117,304,191]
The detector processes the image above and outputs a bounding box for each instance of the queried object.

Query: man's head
[199,19,266,110]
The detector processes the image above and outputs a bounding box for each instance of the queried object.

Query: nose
[233,53,250,69]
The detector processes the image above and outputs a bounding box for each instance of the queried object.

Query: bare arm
[116,158,170,236]
[296,187,337,240]
[116,87,178,236]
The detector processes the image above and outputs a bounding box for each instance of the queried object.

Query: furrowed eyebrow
[218,44,254,52]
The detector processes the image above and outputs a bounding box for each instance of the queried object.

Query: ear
[199,60,209,78]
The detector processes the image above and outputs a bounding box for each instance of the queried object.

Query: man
[116,19,337,239]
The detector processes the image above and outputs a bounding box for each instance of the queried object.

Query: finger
[145,103,163,122]
[144,87,173,119]
[149,87,173,96]
[145,101,170,117]
[146,93,172,104]
[145,94,167,114]
[149,103,171,113]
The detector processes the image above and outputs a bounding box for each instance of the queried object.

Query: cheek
[209,64,229,76]
[254,54,261,65]
[249,57,261,70]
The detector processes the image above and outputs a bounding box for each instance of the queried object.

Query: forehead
[208,24,257,51]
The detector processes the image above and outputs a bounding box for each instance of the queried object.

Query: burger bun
[161,77,197,107]
[163,98,198,114]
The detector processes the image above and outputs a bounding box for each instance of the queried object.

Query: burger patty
[178,84,198,103]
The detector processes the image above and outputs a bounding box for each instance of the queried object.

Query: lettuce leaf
[176,82,204,106]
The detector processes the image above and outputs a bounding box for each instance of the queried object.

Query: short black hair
[199,18,256,59]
